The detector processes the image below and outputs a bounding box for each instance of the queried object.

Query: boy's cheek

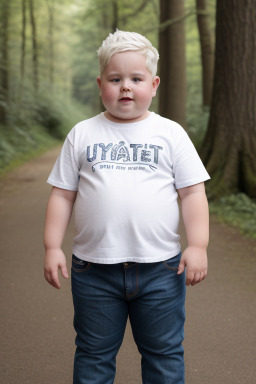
[100,88,116,104]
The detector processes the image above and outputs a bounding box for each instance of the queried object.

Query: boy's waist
[71,245,181,265]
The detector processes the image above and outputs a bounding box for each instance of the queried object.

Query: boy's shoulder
[67,113,103,139]
[73,113,102,130]
[154,113,188,136]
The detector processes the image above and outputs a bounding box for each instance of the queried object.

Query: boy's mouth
[119,97,133,101]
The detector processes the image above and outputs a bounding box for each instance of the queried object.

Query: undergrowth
[0,90,87,175]
[209,194,256,239]
[0,124,59,176]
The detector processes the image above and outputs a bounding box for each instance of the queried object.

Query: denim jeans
[71,253,186,384]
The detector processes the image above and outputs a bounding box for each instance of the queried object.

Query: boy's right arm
[44,187,77,289]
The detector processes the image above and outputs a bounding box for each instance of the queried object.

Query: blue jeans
[71,253,186,384]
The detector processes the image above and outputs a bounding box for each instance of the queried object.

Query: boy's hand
[44,249,69,289]
[177,246,208,286]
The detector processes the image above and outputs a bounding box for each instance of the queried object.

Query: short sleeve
[173,128,210,189]
[47,132,80,191]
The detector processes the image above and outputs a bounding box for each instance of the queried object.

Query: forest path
[0,147,256,384]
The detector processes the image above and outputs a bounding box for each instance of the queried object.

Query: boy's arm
[44,186,77,289]
[177,182,209,286]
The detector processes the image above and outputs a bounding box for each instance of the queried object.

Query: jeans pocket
[163,252,181,271]
[71,254,91,273]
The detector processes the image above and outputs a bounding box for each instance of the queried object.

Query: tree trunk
[119,0,149,25]
[17,0,27,113]
[201,0,256,199]
[196,0,214,107]
[46,0,54,86]
[158,0,186,128]
[0,0,10,125]
[29,0,39,92]
[21,0,27,79]
[112,1,118,32]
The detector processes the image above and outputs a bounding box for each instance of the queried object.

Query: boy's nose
[121,82,131,92]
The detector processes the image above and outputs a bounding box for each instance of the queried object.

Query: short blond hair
[97,30,159,76]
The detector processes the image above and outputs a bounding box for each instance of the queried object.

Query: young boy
[44,30,210,384]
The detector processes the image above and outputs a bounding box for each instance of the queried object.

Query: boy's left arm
[177,182,209,286]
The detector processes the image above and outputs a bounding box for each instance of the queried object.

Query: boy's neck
[104,110,151,124]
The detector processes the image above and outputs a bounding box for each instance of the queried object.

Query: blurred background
[1,2,256,383]
[0,0,255,235]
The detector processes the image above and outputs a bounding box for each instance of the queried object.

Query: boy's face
[97,51,160,123]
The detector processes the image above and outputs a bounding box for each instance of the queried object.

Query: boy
[44,30,210,384]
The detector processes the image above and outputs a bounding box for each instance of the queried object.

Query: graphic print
[87,141,163,172]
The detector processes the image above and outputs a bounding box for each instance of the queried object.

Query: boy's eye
[110,78,120,83]
[133,77,141,82]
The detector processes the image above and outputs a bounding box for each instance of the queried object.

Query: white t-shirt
[47,112,210,264]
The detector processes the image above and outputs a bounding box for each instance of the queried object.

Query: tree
[29,0,38,92]
[196,0,214,107]
[112,0,118,32]
[158,0,187,128]
[21,0,27,80]
[46,0,55,86]
[201,0,256,199]
[0,0,10,125]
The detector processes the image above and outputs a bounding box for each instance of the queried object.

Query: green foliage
[0,124,58,174]
[31,90,85,139]
[210,194,256,239]
[0,93,86,173]
[0,0,87,173]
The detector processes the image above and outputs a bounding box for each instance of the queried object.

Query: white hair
[97,30,159,76]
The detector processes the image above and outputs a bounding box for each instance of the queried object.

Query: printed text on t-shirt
[87,141,163,172]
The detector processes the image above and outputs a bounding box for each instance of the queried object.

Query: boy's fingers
[191,272,200,286]
[185,271,194,286]
[187,271,207,286]
[50,270,61,289]
[194,272,201,284]
[44,271,52,286]
[44,258,68,289]
[177,260,185,274]
[60,264,69,279]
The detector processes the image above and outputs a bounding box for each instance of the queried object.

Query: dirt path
[0,147,256,384]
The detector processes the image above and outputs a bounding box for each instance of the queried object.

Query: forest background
[0,0,255,238]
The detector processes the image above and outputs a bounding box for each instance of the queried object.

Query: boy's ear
[152,76,160,97]
[97,76,101,91]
